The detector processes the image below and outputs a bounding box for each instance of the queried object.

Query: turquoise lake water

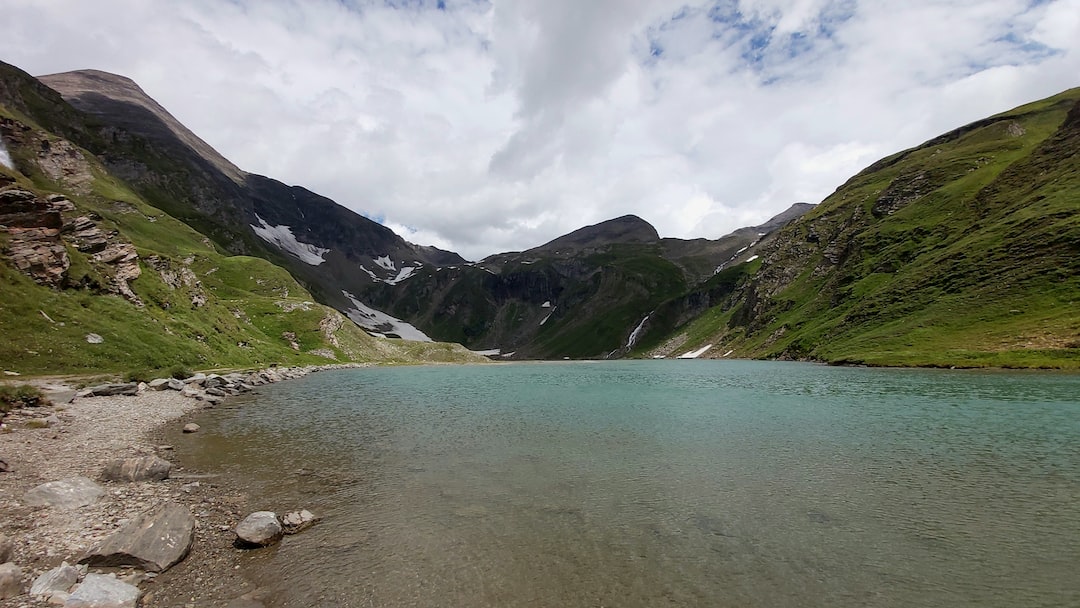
[180,360,1080,607]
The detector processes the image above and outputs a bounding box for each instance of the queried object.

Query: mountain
[0,61,481,375]
[646,87,1080,368]
[356,207,811,359]
[13,62,814,361]
[32,68,464,336]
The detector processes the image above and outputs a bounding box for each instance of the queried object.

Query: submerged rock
[24,477,105,509]
[80,502,195,573]
[182,423,200,433]
[235,511,283,547]
[281,509,320,534]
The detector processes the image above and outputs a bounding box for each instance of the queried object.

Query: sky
[2,0,1078,260]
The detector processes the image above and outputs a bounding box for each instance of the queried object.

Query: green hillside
[648,87,1080,368]
[0,89,480,376]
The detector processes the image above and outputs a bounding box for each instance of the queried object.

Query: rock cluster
[71,364,368,409]
[0,363,349,605]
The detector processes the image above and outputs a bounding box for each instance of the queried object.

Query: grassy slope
[657,87,1080,368]
[0,115,480,376]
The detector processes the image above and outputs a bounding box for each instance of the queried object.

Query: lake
[177,360,1080,607]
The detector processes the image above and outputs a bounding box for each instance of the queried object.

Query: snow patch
[342,291,432,341]
[745,255,759,263]
[540,306,557,326]
[541,301,552,308]
[472,349,501,356]
[374,255,396,271]
[250,215,330,266]
[389,265,419,284]
[677,344,713,359]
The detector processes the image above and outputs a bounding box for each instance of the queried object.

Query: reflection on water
[178,361,1080,607]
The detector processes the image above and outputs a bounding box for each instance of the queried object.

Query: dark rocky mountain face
[356,206,812,358]
[34,68,464,329]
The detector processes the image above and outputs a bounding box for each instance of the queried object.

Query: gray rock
[182,423,200,433]
[235,511,283,547]
[80,502,195,573]
[84,333,104,344]
[45,414,62,427]
[0,534,13,562]
[147,378,171,391]
[24,477,105,509]
[65,573,141,608]
[167,378,184,391]
[183,372,206,385]
[204,374,225,389]
[30,561,79,597]
[281,509,320,534]
[83,383,138,397]
[100,455,172,482]
[205,387,227,397]
[179,386,203,399]
[0,562,21,599]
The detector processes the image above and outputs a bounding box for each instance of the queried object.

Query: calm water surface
[179,360,1080,607]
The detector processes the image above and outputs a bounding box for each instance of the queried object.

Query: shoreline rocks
[0,362,360,604]
[234,511,284,548]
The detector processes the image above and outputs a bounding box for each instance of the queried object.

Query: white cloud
[2,0,1077,260]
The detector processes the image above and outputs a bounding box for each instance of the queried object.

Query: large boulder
[80,502,195,572]
[0,563,22,599]
[24,477,105,509]
[235,511,283,547]
[100,455,172,482]
[65,574,141,608]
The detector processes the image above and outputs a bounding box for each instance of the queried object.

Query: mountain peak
[532,214,660,253]
[39,69,244,183]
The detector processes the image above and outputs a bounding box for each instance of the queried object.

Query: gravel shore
[0,369,342,607]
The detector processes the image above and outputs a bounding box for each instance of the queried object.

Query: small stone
[235,511,283,547]
[0,562,22,600]
[182,423,200,433]
[281,509,320,534]
[101,455,172,482]
[0,533,14,562]
[24,476,105,509]
[30,561,79,598]
[85,333,104,344]
[65,573,141,608]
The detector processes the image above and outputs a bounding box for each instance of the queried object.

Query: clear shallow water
[179,361,1080,607]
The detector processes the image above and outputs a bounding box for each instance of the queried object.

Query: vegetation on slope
[651,87,1080,368]
[0,100,480,376]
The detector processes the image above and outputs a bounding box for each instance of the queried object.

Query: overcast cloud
[2,0,1078,260]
